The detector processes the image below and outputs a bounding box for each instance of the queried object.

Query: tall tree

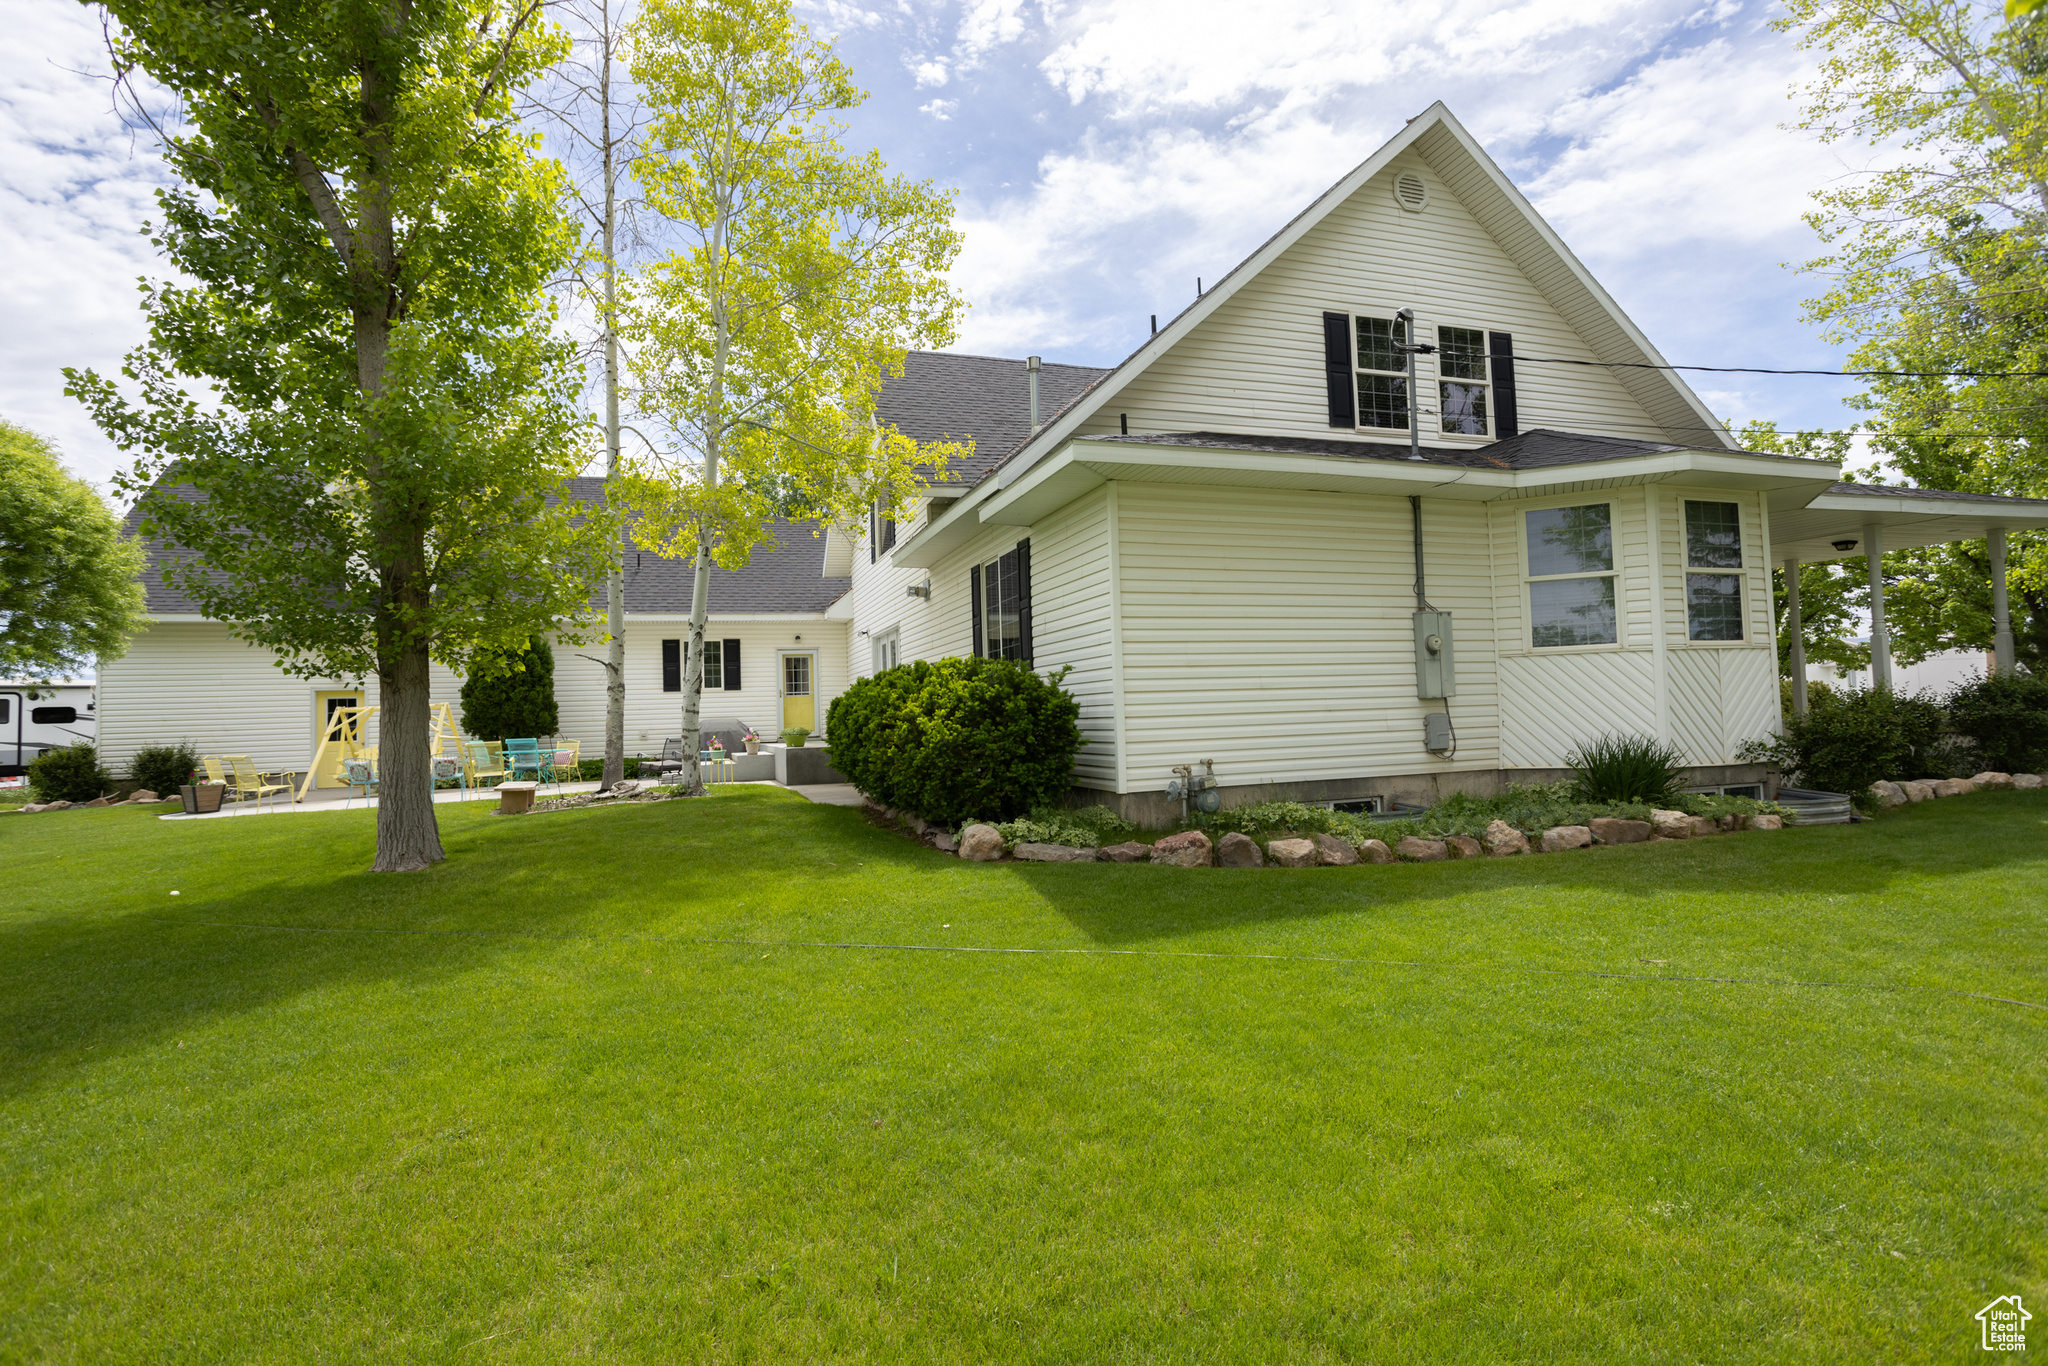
[622,0,968,791]
[68,0,616,870]
[1779,0,2048,667]
[0,420,146,680]
[526,0,648,789]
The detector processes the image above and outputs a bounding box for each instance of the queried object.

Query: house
[98,490,851,788]
[102,102,2048,813]
[834,103,2048,821]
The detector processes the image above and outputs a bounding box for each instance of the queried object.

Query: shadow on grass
[1006,793,2048,946]
[0,787,924,1100]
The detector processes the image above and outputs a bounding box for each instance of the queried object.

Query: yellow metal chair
[550,739,581,788]
[463,741,508,799]
[201,755,245,804]
[223,755,291,812]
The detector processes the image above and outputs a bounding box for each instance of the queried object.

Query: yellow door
[780,653,816,733]
[314,691,363,788]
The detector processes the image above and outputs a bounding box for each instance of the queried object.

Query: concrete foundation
[775,745,846,786]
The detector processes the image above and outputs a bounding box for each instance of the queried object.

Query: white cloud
[919,97,959,118]
[913,58,949,86]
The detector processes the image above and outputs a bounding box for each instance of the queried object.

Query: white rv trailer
[0,680,98,777]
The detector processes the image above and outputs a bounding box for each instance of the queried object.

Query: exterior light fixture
[906,580,932,599]
[1832,539,1859,552]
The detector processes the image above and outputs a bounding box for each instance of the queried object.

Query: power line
[1511,355,2048,380]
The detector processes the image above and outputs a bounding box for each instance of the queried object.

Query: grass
[1,788,2043,1362]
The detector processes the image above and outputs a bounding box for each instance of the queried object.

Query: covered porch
[1768,482,2048,713]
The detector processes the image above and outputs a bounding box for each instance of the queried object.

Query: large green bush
[460,636,559,741]
[1742,685,1948,796]
[1944,671,2048,773]
[128,742,199,795]
[826,657,1085,826]
[27,743,113,803]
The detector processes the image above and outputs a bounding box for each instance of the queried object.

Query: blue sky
[1,0,1889,492]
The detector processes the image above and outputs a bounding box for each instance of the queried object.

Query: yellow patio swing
[295,702,467,803]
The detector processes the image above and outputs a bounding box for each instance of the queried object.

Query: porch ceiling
[1770,484,2048,564]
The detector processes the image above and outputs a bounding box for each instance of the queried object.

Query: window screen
[982,548,1025,661]
[1526,505,1613,576]
[1353,316,1410,431]
[1683,500,1745,640]
[1526,505,1617,648]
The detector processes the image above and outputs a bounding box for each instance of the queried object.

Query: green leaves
[0,420,145,680]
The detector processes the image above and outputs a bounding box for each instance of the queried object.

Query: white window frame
[1349,312,1412,433]
[1520,499,1622,652]
[871,627,901,674]
[1434,322,1493,440]
[1680,498,1747,645]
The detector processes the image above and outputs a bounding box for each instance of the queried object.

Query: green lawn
[0,789,2042,1362]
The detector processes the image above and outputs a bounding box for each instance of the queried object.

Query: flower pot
[180,783,225,814]
[744,737,759,755]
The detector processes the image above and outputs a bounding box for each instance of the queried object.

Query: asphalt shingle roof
[124,476,848,618]
[878,351,1114,487]
[1823,480,2048,506]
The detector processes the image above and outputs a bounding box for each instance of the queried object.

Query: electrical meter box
[1413,610,1456,698]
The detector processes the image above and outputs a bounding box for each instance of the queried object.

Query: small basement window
[1683,500,1744,640]
[1526,504,1617,647]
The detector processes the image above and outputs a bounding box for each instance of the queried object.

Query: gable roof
[976,102,1733,498]
[123,476,848,618]
[1078,427,1725,472]
[877,351,1113,488]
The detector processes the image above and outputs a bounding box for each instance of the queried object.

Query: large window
[1683,500,1745,641]
[1526,504,1617,647]
[1353,315,1409,430]
[974,543,1030,662]
[1437,325,1491,436]
[661,638,742,690]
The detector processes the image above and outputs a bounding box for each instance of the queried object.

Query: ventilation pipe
[1027,354,1041,428]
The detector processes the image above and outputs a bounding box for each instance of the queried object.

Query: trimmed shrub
[1566,733,1686,805]
[1741,685,1948,797]
[129,742,199,795]
[27,743,113,803]
[826,657,1085,826]
[1944,672,2048,773]
[460,637,559,742]
[996,805,1134,848]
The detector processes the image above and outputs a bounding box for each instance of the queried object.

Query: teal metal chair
[504,737,550,785]
[341,757,378,809]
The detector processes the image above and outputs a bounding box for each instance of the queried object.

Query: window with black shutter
[974,541,1031,662]
[721,638,742,689]
[703,638,723,689]
[1321,311,1355,427]
[1488,332,1518,438]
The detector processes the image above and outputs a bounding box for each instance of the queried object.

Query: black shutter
[1488,331,1518,439]
[661,638,681,692]
[1322,311,1355,428]
[1015,538,1033,664]
[869,505,877,563]
[970,563,984,658]
[881,517,896,553]
[723,638,741,690]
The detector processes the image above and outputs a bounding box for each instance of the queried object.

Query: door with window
[779,653,816,734]
[314,690,364,788]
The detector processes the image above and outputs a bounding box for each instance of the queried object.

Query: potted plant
[178,770,226,814]
[743,726,760,756]
[781,727,811,748]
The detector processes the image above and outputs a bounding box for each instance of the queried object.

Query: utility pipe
[1864,521,1892,692]
[1783,558,1807,719]
[1990,526,2014,676]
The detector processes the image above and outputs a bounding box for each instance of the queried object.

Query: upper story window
[1437,326,1491,437]
[1353,315,1410,430]
[971,540,1032,663]
[1525,504,1617,648]
[1683,500,1745,641]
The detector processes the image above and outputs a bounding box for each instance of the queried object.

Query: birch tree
[623,0,968,792]
[69,0,616,870]
[528,0,650,789]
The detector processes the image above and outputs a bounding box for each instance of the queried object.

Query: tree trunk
[374,624,446,871]
[599,5,627,790]
[680,532,710,794]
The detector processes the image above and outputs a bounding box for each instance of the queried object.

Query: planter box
[179,783,226,815]
[775,745,845,786]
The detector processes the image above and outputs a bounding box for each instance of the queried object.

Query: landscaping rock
[1482,820,1529,856]
[1718,814,1749,832]
[1266,837,1318,868]
[1312,833,1361,866]
[1216,832,1266,867]
[1445,835,1484,859]
[1397,836,1449,862]
[1687,816,1719,837]
[22,800,71,814]
[1649,809,1694,838]
[1540,825,1592,852]
[2016,773,2044,790]
[1973,771,2015,790]
[1100,841,1152,863]
[958,824,1005,862]
[1934,778,1974,797]
[930,831,958,853]
[1588,817,1652,845]
[1152,830,1215,868]
[127,789,160,804]
[1014,842,1095,863]
[83,797,110,808]
[1355,839,1396,865]
[1751,814,1784,829]
[1902,780,1936,802]
[1867,781,1907,808]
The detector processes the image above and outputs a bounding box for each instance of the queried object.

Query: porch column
[1989,526,2015,676]
[1865,521,1892,691]
[1784,557,1808,718]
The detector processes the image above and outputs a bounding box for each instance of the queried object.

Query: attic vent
[1392,170,1428,213]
